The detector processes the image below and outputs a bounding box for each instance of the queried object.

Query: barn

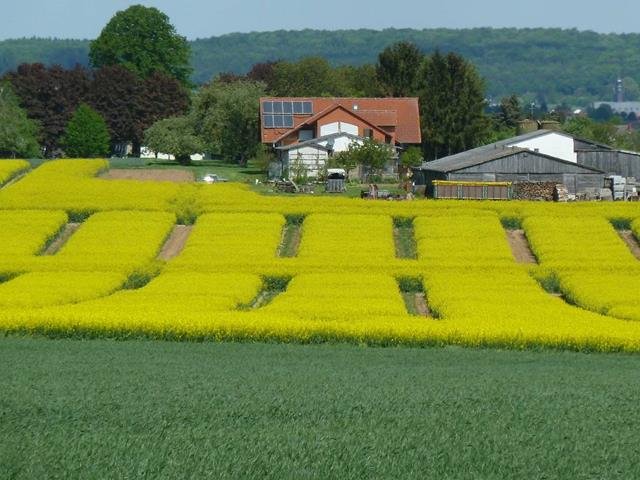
[416,144,605,198]
[574,137,640,178]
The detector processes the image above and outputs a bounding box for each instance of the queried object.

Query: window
[364,128,373,139]
[262,100,313,128]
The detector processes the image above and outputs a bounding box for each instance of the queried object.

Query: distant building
[593,77,640,115]
[259,97,421,178]
[593,101,640,115]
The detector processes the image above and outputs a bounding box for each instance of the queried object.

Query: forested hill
[2,28,640,103]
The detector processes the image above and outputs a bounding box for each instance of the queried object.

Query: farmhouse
[260,97,421,178]
[415,128,640,197]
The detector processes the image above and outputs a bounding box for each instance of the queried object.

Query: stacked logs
[512,182,556,201]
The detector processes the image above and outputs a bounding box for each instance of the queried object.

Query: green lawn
[106,157,408,197]
[1,337,640,479]
[107,157,266,182]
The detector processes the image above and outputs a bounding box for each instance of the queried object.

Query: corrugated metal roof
[421,146,532,172]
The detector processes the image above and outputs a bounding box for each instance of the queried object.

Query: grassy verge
[2,337,640,479]
[393,217,417,259]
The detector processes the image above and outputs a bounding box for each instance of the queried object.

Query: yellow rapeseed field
[1,160,640,351]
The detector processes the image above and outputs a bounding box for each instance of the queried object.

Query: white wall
[317,134,363,153]
[319,121,358,137]
[509,132,576,163]
[286,146,329,177]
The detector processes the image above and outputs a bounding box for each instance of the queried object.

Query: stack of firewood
[513,182,556,201]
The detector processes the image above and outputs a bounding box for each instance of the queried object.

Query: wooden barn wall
[446,173,603,194]
[577,150,640,178]
[458,152,599,174]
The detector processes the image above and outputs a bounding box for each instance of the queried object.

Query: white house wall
[319,121,358,137]
[509,132,577,163]
[317,134,363,153]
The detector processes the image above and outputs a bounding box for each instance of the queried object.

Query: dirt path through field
[414,293,431,317]
[506,229,537,264]
[100,169,194,182]
[158,225,193,260]
[618,230,640,260]
[43,223,80,255]
[278,224,302,257]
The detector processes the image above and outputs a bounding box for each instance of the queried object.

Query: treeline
[2,28,640,104]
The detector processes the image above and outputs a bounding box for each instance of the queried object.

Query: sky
[2,0,640,40]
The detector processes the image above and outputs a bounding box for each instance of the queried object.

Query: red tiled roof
[260,97,421,144]
[272,104,391,144]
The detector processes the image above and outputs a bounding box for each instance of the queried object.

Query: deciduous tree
[143,116,203,165]
[0,82,41,158]
[191,80,265,164]
[4,63,90,155]
[89,5,191,85]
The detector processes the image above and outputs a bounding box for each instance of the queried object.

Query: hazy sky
[3,0,640,40]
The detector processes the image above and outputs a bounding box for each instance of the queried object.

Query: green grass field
[2,337,640,479]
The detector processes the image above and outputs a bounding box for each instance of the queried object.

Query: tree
[496,95,522,129]
[589,103,615,122]
[336,139,394,181]
[89,5,191,85]
[88,65,141,150]
[191,80,265,164]
[563,116,617,146]
[329,150,358,179]
[399,146,422,172]
[4,63,90,156]
[376,41,424,97]
[252,144,275,174]
[419,51,490,160]
[247,61,279,92]
[0,82,41,158]
[335,64,383,97]
[61,103,110,157]
[143,116,203,165]
[270,57,341,97]
[88,66,189,155]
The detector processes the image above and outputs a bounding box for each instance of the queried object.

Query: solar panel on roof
[283,102,293,114]
[263,115,274,128]
[262,101,273,113]
[273,102,283,114]
[302,101,312,114]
